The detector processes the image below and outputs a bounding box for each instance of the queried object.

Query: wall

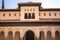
[39,11,60,22]
[20,6,39,21]
[0,11,20,22]
[0,26,60,38]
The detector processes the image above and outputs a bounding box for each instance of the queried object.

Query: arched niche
[39,31,45,40]
[14,31,20,40]
[7,31,13,40]
[46,31,52,40]
[55,31,60,40]
[0,31,5,40]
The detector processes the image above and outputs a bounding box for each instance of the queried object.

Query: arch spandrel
[20,28,37,38]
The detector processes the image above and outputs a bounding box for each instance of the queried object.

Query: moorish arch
[55,31,60,40]
[46,31,52,40]
[14,31,20,40]
[0,31,5,40]
[39,31,45,40]
[7,31,13,40]
[23,30,35,40]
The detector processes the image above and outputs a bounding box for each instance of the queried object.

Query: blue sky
[0,0,60,9]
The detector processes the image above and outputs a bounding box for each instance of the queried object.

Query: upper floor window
[28,13,31,19]
[54,13,56,16]
[24,13,27,19]
[25,9,26,11]
[32,13,35,19]
[3,13,5,17]
[25,9,35,11]
[49,13,51,16]
[14,13,16,16]
[9,13,11,16]
[24,13,35,19]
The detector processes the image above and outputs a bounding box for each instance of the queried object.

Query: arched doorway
[14,31,20,40]
[0,31,5,40]
[46,31,52,40]
[24,30,35,40]
[55,31,60,40]
[7,31,13,40]
[39,31,45,40]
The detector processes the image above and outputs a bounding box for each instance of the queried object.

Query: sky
[0,0,60,9]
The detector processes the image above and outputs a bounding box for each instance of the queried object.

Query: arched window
[25,9,26,11]
[9,13,11,16]
[24,13,27,19]
[14,31,20,40]
[29,13,31,19]
[49,13,51,16]
[54,13,56,16]
[24,30,35,40]
[7,31,13,40]
[46,31,52,40]
[3,13,5,17]
[24,13,35,19]
[25,13,27,19]
[32,13,35,19]
[14,13,16,16]
[39,31,45,40]
[44,13,46,16]
[55,31,60,40]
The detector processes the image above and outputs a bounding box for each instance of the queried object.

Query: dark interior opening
[25,30,34,40]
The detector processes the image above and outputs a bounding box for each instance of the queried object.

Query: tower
[2,0,5,9]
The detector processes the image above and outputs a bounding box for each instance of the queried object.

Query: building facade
[0,1,60,40]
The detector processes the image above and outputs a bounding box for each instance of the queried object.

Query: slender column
[5,28,8,38]
[52,28,55,37]
[13,31,15,40]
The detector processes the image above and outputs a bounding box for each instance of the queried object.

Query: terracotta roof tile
[18,2,41,6]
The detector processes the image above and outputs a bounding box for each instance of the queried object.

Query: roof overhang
[18,2,41,6]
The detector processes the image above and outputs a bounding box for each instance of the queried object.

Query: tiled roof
[18,2,41,6]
